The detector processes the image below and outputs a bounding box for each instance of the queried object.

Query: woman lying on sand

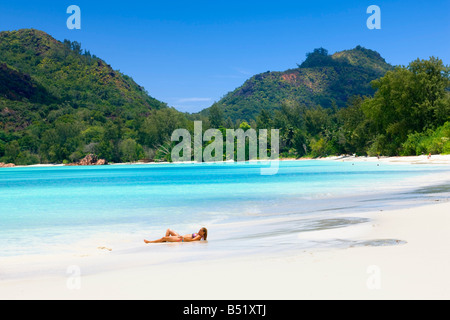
[144,227,208,243]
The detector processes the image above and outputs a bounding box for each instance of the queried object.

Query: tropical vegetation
[1,29,448,165]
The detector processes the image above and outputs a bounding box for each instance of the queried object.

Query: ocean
[0,160,449,259]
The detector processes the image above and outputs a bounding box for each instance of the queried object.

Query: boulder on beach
[66,154,108,166]
[0,162,15,168]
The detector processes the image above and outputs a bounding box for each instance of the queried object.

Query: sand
[5,154,450,168]
[1,199,449,300]
[322,154,450,165]
[1,154,449,300]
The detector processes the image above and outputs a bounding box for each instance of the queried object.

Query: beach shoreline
[1,199,449,300]
[0,156,449,300]
[2,154,450,169]
[319,154,450,165]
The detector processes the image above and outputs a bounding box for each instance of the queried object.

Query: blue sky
[1,0,449,113]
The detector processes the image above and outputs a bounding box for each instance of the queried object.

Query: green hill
[0,29,187,165]
[1,30,446,163]
[201,46,393,122]
[0,62,57,104]
[0,29,166,120]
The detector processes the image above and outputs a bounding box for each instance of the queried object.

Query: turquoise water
[0,160,449,257]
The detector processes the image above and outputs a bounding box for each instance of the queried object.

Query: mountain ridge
[0,29,166,117]
[2,29,445,164]
[0,29,187,165]
[200,46,394,122]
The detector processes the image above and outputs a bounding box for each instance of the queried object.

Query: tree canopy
[1,30,448,164]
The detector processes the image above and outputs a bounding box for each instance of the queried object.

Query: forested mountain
[198,52,449,158]
[0,29,448,164]
[0,29,188,165]
[201,46,393,123]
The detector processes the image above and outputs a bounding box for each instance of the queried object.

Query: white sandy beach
[322,154,450,165]
[0,154,449,300]
[1,199,449,300]
[6,153,450,168]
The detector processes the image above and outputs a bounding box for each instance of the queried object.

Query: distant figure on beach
[144,227,208,243]
[428,153,432,159]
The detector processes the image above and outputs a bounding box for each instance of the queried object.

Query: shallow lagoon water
[0,160,449,259]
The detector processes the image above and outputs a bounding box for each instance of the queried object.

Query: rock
[66,154,108,166]
[95,159,107,165]
[79,154,98,166]
[0,162,15,168]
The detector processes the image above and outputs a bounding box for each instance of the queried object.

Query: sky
[0,0,449,113]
